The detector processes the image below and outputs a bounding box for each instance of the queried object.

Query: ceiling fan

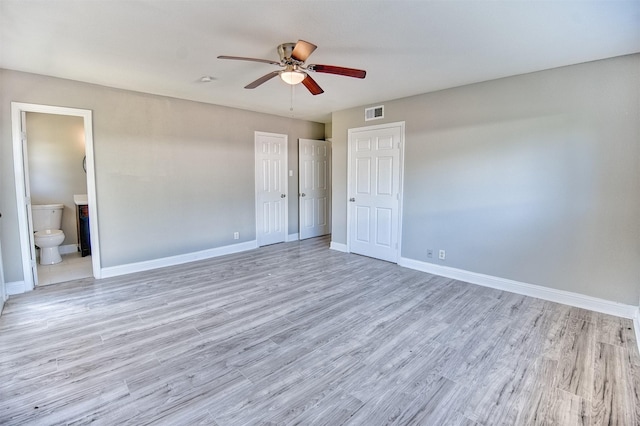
[218,40,366,95]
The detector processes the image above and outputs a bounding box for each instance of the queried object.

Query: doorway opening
[11,102,101,292]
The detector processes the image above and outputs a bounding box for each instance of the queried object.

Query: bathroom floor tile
[36,254,92,287]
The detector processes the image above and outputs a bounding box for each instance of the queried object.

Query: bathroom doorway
[27,112,92,285]
[11,103,101,292]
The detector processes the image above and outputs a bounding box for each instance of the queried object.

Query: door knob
[300,193,306,197]
[281,194,286,198]
[349,198,355,202]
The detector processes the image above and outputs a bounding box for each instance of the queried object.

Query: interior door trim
[11,102,102,291]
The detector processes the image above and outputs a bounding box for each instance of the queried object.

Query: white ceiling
[1,1,639,123]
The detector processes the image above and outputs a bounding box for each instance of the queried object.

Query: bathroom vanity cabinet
[74,195,91,257]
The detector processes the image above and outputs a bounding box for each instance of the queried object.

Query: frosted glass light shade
[280,71,306,85]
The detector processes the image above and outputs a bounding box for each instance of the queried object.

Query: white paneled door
[255,132,288,246]
[348,123,403,263]
[299,139,331,240]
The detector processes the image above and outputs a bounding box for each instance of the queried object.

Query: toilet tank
[31,204,64,232]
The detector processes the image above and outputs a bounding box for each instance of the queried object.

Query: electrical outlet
[427,249,433,258]
[439,250,446,260]
[233,232,239,240]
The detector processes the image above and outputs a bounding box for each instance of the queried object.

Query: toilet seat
[34,229,66,265]
[35,229,64,238]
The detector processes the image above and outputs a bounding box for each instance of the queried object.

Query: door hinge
[30,260,36,268]
[21,131,27,141]
[25,196,31,205]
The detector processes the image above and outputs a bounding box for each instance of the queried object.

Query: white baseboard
[59,244,78,255]
[286,233,299,242]
[6,281,27,296]
[398,257,637,320]
[101,240,258,279]
[35,244,77,259]
[330,241,348,253]
[634,309,640,355]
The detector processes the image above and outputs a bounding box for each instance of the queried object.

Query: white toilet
[32,204,66,265]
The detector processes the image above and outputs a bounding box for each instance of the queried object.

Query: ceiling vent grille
[365,105,384,121]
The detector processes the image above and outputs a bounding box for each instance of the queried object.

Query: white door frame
[347,121,405,262]
[254,131,288,246]
[11,102,102,291]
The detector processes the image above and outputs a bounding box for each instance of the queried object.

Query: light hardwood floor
[1,236,638,425]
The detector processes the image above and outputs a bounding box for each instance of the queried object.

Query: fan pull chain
[290,83,295,116]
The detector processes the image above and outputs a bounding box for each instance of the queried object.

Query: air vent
[365,105,384,121]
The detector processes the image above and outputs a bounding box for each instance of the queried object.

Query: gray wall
[1,69,324,281]
[26,112,87,246]
[332,54,640,305]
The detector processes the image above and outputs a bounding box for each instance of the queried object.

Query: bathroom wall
[26,112,87,247]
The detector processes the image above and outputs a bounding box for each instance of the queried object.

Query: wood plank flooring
[0,236,638,425]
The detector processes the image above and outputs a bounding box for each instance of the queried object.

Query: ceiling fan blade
[291,40,317,62]
[218,55,281,66]
[245,71,280,89]
[301,74,324,95]
[308,64,366,79]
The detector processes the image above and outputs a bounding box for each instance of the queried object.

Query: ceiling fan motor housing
[277,43,298,64]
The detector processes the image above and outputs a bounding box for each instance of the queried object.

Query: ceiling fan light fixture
[218,40,366,94]
[280,70,306,85]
